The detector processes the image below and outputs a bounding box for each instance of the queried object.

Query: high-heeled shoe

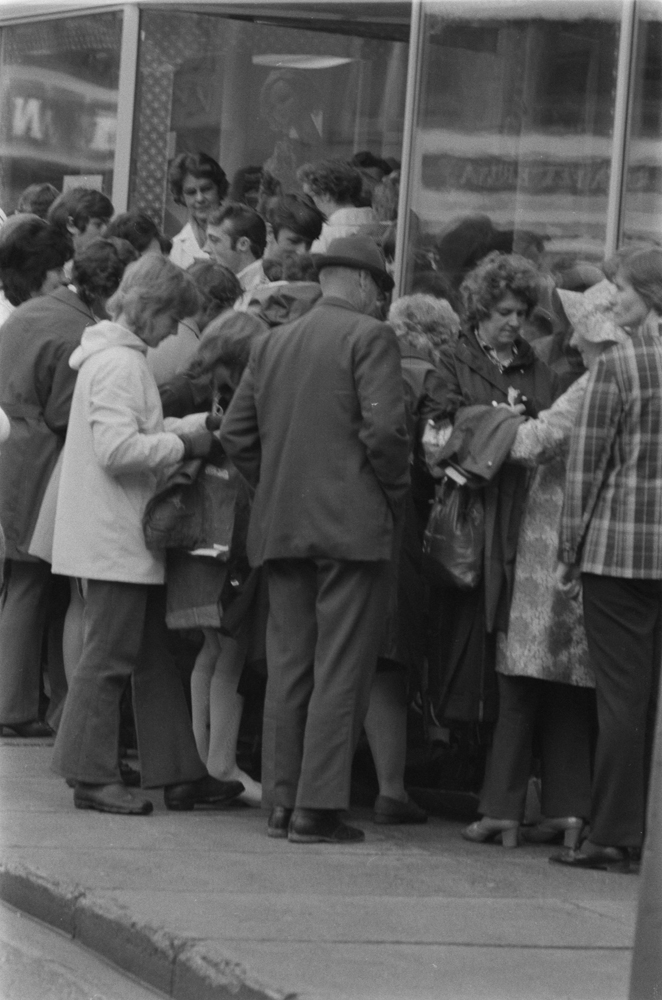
[521,816,584,849]
[461,817,519,848]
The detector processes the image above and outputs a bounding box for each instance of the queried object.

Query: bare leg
[364,670,408,802]
[206,632,262,805]
[190,629,219,763]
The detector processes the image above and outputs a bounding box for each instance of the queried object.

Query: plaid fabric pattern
[559,329,662,578]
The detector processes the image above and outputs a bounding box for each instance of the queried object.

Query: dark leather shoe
[1,720,53,738]
[74,782,153,815]
[549,842,635,873]
[288,808,365,844]
[267,806,293,839]
[164,774,244,811]
[373,794,428,825]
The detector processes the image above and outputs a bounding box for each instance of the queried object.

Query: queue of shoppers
[0,158,660,866]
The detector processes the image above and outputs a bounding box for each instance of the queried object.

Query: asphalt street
[0,900,167,1000]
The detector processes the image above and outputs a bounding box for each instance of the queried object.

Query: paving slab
[0,743,637,1000]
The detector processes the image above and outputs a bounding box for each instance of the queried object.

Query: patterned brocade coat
[497,372,595,688]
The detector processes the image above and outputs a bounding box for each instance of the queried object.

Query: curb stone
[0,863,296,1000]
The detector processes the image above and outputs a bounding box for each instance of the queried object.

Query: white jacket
[52,321,190,584]
[309,206,378,254]
[169,221,209,271]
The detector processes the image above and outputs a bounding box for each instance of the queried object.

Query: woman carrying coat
[51,255,244,815]
[463,280,627,848]
[429,252,559,731]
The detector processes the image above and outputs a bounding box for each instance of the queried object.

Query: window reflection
[622,1,662,247]
[405,2,622,297]
[130,11,408,240]
[0,13,121,211]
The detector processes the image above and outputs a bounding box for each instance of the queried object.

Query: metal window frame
[605,0,638,254]
[393,0,424,298]
[111,4,140,212]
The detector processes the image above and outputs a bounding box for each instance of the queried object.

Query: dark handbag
[143,455,239,557]
[422,475,485,589]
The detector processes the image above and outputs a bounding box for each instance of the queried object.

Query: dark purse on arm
[422,466,485,590]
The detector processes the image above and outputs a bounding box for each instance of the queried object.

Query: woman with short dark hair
[168,152,229,271]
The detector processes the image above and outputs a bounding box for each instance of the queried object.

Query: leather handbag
[422,473,485,590]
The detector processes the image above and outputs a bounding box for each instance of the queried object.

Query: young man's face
[204,221,244,273]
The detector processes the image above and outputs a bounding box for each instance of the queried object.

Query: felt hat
[312,234,394,292]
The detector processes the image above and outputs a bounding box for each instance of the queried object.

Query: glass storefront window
[130,9,408,238]
[0,12,122,213]
[622,0,662,247]
[403,1,623,295]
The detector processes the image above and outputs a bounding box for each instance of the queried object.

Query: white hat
[558,281,628,346]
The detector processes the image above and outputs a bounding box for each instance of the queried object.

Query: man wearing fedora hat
[221,235,410,843]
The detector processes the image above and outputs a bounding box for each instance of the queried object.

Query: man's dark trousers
[262,557,391,811]
[582,573,662,847]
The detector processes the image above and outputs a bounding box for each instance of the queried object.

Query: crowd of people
[0,150,661,868]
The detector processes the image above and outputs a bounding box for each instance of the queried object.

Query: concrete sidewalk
[0,741,637,1000]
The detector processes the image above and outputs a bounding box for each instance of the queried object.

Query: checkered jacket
[559,328,662,578]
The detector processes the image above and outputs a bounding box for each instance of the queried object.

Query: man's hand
[555,561,581,599]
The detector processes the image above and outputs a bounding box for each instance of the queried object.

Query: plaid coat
[559,327,662,578]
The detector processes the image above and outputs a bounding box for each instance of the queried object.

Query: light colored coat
[52,321,187,585]
[498,373,594,687]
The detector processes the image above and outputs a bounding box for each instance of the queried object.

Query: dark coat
[0,286,95,559]
[436,329,559,419]
[429,329,559,722]
[381,344,448,679]
[220,296,410,566]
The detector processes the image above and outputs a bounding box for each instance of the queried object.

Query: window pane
[404,2,622,294]
[622,1,662,247]
[0,12,122,211]
[130,10,408,236]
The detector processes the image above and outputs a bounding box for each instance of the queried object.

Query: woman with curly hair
[428,252,560,766]
[168,152,229,271]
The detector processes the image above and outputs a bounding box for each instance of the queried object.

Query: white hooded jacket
[52,320,192,584]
